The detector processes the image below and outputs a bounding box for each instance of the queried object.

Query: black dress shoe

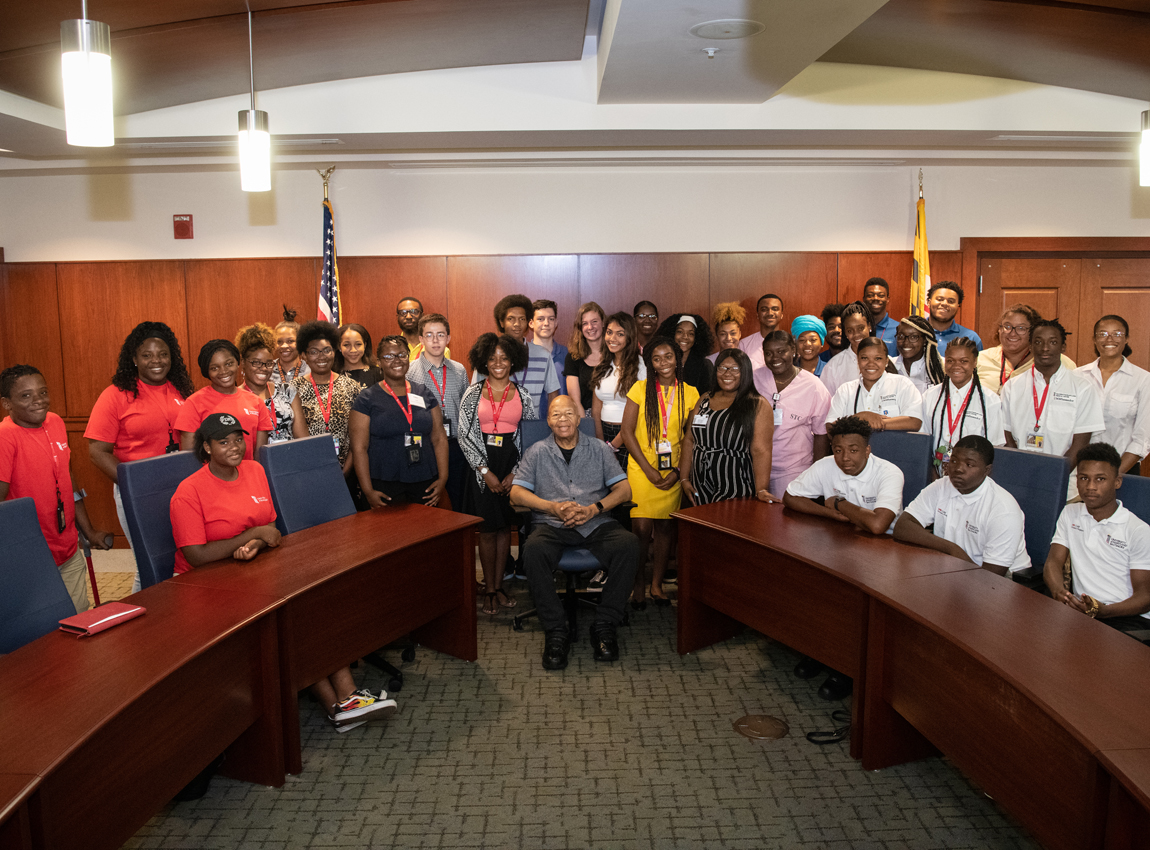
[589,622,619,662]
[541,632,570,671]
[793,655,825,679]
[818,672,853,701]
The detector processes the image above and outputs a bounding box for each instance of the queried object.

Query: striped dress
[689,396,755,505]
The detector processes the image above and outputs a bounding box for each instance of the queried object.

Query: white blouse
[1076,358,1150,460]
[595,360,647,424]
[827,372,923,424]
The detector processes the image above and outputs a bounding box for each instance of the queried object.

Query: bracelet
[594,500,605,515]
[1083,595,1100,618]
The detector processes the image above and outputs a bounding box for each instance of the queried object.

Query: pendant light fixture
[60,1,113,147]
[238,8,271,192]
[1140,110,1150,188]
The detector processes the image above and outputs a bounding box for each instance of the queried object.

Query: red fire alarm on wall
[173,214,193,239]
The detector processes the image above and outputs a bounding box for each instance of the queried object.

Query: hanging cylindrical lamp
[238,9,271,192]
[1140,110,1150,188]
[60,2,114,147]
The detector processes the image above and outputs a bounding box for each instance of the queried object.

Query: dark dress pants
[523,519,639,635]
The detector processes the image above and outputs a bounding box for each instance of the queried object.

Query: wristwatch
[477,466,489,476]
[594,501,605,515]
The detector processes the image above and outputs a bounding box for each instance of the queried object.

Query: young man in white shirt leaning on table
[783,414,905,700]
[893,435,1030,577]
[1043,442,1150,639]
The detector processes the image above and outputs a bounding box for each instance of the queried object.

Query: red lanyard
[428,365,448,407]
[382,380,414,431]
[486,381,512,431]
[39,425,61,486]
[945,381,974,441]
[656,381,677,439]
[309,375,334,427]
[1031,366,1050,432]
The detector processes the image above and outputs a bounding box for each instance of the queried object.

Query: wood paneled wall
[0,249,967,545]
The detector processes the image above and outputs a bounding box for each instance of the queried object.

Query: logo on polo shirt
[1070,522,1084,533]
[936,507,948,519]
[1053,392,1076,403]
[788,412,804,422]
[220,414,237,426]
[861,495,876,505]
[1106,534,1128,550]
[965,520,980,535]
[251,496,268,505]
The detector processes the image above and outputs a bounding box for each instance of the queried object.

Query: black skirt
[461,437,520,532]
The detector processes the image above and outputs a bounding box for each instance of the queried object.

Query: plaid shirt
[407,354,468,430]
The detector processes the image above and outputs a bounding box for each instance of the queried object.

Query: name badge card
[409,395,426,409]
[693,413,710,426]
[773,407,784,427]
[656,439,673,471]
[1024,433,1045,452]
[486,434,504,447]
[442,419,452,438]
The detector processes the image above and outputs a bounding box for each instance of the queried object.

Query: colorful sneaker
[333,719,367,734]
[330,689,397,726]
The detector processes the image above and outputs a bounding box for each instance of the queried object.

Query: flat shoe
[817,672,853,702]
[793,656,825,680]
[630,598,647,611]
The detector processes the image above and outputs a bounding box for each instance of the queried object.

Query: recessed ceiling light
[690,19,765,40]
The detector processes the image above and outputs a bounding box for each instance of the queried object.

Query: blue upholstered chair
[989,447,1070,579]
[0,498,78,653]
[1116,473,1150,525]
[512,418,613,636]
[867,430,932,509]
[117,450,202,588]
[258,435,355,535]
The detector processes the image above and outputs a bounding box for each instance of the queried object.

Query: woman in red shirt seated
[170,413,396,731]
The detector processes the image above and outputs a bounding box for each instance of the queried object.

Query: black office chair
[0,498,78,653]
[989,447,1070,586]
[258,435,411,691]
[511,418,626,637]
[868,430,932,508]
[117,450,203,588]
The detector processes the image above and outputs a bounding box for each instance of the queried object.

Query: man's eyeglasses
[397,309,421,317]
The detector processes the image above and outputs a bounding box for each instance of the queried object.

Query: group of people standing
[2,280,1147,697]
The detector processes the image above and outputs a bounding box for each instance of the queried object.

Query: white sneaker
[330,688,398,726]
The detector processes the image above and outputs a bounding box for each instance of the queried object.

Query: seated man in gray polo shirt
[511,395,639,670]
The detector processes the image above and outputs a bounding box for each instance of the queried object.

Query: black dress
[689,396,755,504]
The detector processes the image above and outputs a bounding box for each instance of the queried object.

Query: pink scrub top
[753,367,831,495]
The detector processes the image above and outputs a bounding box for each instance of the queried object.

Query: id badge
[332,435,341,455]
[773,407,783,427]
[486,434,504,447]
[56,492,67,533]
[407,446,422,465]
[443,419,453,438]
[692,413,709,426]
[656,439,673,471]
[404,434,423,447]
[1024,433,1045,452]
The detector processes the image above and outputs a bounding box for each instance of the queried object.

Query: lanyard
[1001,351,1027,387]
[1031,366,1050,432]
[945,381,975,442]
[853,376,879,414]
[486,381,512,432]
[39,425,61,488]
[309,375,334,428]
[656,381,677,439]
[382,380,414,432]
[428,364,448,408]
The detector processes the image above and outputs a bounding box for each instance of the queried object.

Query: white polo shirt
[921,379,1006,451]
[1052,501,1150,620]
[893,355,931,395]
[1076,358,1150,460]
[904,476,1030,573]
[1000,365,1104,456]
[786,454,904,520]
[820,347,860,398]
[827,372,922,425]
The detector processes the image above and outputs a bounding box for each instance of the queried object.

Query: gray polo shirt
[512,434,627,538]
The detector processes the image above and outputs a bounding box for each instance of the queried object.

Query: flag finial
[316,165,336,199]
[918,167,924,199]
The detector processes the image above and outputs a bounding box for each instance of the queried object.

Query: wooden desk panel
[1100,750,1150,850]
[0,582,284,850]
[0,776,36,850]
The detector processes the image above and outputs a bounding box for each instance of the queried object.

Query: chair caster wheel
[388,677,403,693]
[512,618,524,631]
[401,646,416,662]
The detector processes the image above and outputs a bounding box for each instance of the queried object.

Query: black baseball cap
[198,412,248,441]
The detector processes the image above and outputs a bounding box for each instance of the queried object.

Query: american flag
[318,198,342,323]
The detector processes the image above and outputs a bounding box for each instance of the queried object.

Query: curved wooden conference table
[0,504,479,850]
[674,499,1150,850]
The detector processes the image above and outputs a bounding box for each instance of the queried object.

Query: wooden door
[977,258,1083,363]
[1080,258,1150,372]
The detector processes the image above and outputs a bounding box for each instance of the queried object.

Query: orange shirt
[84,381,186,462]
[0,413,77,565]
[169,460,276,574]
[173,386,273,461]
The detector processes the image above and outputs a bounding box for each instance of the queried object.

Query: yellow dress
[626,379,700,519]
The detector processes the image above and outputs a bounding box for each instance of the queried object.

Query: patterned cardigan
[457,380,538,491]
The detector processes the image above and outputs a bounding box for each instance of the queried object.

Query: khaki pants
[58,548,91,614]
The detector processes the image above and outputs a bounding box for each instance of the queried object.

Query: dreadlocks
[897,315,945,386]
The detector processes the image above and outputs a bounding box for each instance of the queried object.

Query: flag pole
[317,166,341,324]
